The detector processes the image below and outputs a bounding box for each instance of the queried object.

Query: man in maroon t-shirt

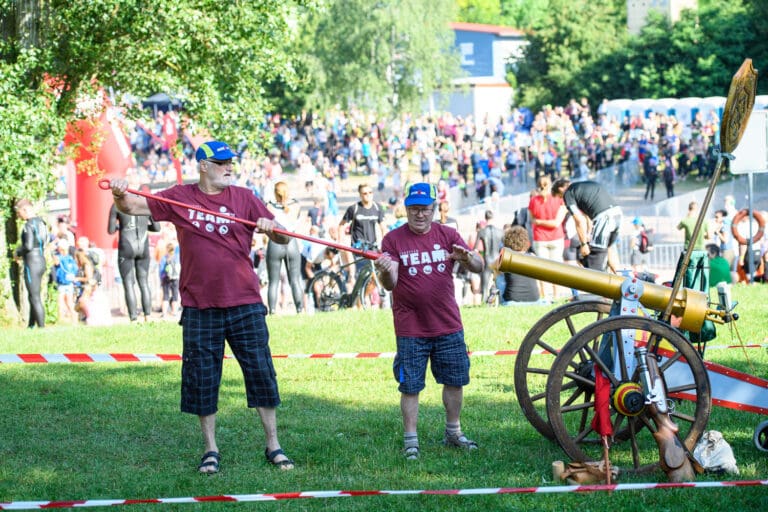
[375,182,484,460]
[110,140,295,473]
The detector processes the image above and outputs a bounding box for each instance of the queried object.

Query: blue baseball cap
[404,182,437,207]
[195,140,237,162]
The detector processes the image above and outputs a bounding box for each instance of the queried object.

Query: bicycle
[305,245,388,312]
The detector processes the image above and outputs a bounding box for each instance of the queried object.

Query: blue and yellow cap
[404,182,437,207]
[195,140,237,162]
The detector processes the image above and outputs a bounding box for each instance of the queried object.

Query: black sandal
[198,451,220,474]
[265,447,295,470]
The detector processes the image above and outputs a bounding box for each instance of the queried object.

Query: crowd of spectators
[40,95,756,322]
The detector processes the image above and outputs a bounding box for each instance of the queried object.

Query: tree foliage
[0,0,314,322]
[513,0,627,109]
[0,0,314,212]
[299,0,462,116]
[510,0,768,110]
[591,3,756,100]
[456,0,551,30]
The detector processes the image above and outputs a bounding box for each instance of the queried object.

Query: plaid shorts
[180,303,280,416]
[393,330,470,394]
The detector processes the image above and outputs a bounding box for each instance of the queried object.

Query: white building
[627,0,698,36]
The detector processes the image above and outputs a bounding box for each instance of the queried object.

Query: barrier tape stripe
[1,344,766,364]
[1,480,766,509]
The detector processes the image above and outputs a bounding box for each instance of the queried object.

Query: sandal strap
[265,448,286,461]
[200,451,220,463]
[444,431,478,448]
[198,451,220,473]
[266,448,295,467]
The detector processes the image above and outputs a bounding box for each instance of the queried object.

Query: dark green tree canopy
[0,0,314,211]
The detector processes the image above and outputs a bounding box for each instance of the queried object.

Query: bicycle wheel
[307,271,346,312]
[545,316,711,474]
[514,300,611,440]
[359,274,379,309]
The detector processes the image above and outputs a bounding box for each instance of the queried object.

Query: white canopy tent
[604,99,632,122]
[650,98,677,116]
[627,98,656,118]
[672,97,702,127]
[698,96,726,123]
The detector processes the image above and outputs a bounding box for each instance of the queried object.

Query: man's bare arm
[110,179,152,216]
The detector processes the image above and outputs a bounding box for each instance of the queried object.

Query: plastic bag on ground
[693,430,739,475]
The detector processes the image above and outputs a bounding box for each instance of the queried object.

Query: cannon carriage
[499,250,722,474]
[499,249,768,474]
[500,59,768,477]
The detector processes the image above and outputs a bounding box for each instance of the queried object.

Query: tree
[0,0,315,322]
[512,0,626,109]
[456,0,551,30]
[299,0,462,116]
[577,1,766,102]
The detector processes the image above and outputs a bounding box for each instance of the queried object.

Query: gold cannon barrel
[496,248,709,332]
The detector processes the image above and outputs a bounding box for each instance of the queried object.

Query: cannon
[497,250,715,332]
[497,248,768,476]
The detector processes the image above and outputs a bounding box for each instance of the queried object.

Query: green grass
[1,285,767,511]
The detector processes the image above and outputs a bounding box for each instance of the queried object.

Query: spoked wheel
[545,316,711,474]
[357,275,375,310]
[754,420,768,453]
[307,272,346,312]
[514,300,612,439]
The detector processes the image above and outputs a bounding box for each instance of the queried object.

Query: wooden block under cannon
[496,248,709,332]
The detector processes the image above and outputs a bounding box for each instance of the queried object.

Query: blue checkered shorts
[180,303,280,416]
[393,330,470,394]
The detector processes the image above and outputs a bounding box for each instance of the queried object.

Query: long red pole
[97,179,380,260]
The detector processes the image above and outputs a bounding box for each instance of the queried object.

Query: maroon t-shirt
[148,184,273,309]
[381,222,468,337]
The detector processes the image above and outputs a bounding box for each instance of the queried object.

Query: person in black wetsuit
[475,209,505,302]
[14,199,49,328]
[108,203,161,321]
[551,178,622,272]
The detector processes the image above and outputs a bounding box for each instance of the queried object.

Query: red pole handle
[98,179,380,260]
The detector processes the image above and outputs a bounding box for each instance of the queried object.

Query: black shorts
[180,303,279,416]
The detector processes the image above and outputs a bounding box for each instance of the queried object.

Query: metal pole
[747,171,755,283]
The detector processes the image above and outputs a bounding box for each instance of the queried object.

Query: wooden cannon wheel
[545,316,711,473]
[514,300,612,440]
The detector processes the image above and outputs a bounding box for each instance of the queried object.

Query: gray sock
[446,421,461,436]
[404,432,419,449]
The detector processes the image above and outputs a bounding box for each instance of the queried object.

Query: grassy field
[1,284,767,511]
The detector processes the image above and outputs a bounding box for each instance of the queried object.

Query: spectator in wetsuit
[108,203,161,322]
[551,178,622,272]
[475,209,504,302]
[14,199,49,328]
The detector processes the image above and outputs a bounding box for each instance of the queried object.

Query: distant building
[627,0,698,36]
[429,22,527,122]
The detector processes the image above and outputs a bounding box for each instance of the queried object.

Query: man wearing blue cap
[109,140,295,473]
[375,182,484,460]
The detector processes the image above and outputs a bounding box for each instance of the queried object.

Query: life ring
[731,208,765,245]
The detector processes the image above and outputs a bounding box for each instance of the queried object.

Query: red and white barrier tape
[1,480,766,509]
[0,344,765,364]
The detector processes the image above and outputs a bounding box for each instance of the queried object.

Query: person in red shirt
[375,182,484,460]
[528,175,566,300]
[109,140,295,474]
